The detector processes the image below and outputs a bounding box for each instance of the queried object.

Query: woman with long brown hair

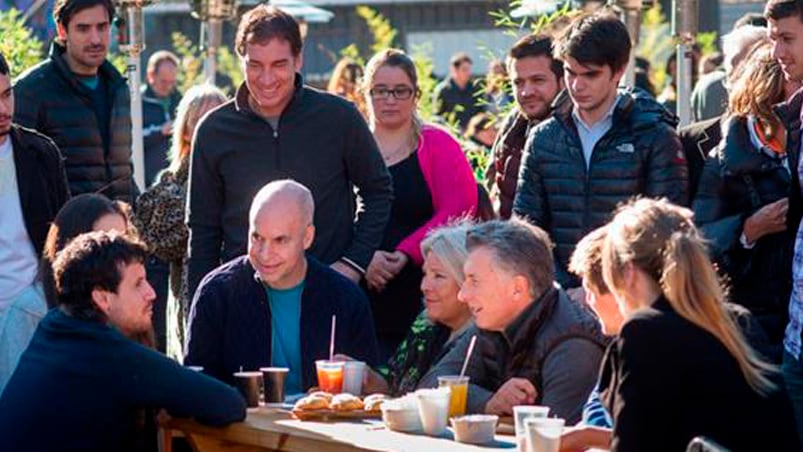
[693,42,800,358]
[597,197,797,451]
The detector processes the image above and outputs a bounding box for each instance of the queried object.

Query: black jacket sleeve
[643,125,689,207]
[512,126,549,228]
[184,274,227,383]
[186,120,224,299]
[125,343,245,426]
[692,156,749,271]
[607,319,671,452]
[339,104,393,271]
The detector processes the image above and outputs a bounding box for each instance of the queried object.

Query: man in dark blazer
[185,180,379,392]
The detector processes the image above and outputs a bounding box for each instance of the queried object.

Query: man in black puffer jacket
[13,0,136,204]
[514,13,688,289]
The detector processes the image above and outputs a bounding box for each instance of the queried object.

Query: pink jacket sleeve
[396,125,479,265]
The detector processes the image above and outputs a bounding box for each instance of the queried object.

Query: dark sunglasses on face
[369,86,415,100]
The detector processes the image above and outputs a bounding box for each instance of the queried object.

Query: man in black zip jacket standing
[186,5,392,300]
[13,0,136,204]
[513,12,688,290]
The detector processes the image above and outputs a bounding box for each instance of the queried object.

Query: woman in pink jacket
[361,49,478,357]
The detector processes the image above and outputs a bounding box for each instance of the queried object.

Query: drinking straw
[329,315,336,361]
[459,335,477,378]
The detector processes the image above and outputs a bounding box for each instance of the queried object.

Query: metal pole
[623,7,640,88]
[121,5,147,191]
[203,19,223,85]
[614,0,643,88]
[672,0,698,127]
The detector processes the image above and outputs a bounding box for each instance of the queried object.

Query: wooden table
[161,407,518,451]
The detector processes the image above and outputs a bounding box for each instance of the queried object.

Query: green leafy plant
[0,8,44,78]
[637,3,674,92]
[356,6,398,55]
[170,31,242,96]
[696,31,719,57]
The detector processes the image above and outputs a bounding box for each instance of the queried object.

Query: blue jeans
[783,351,803,448]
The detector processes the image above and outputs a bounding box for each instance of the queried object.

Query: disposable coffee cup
[233,371,263,408]
[341,361,366,395]
[513,405,550,450]
[525,417,564,452]
[260,367,289,404]
[415,387,451,436]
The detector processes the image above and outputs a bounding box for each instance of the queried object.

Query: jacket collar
[248,254,328,389]
[774,88,803,174]
[693,115,722,162]
[234,73,305,118]
[554,87,678,133]
[774,87,803,132]
[498,284,559,348]
[717,115,785,175]
[141,84,180,106]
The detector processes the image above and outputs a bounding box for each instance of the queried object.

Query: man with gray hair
[418,219,607,423]
[185,179,379,393]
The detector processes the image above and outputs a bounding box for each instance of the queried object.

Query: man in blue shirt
[185,180,380,391]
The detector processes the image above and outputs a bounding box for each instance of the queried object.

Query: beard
[128,326,157,350]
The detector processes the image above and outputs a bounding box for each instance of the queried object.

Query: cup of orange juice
[315,360,345,394]
[438,375,469,417]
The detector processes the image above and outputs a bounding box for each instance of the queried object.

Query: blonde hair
[727,42,784,139]
[420,221,472,284]
[362,48,423,145]
[569,225,610,295]
[168,84,227,174]
[327,57,367,116]
[602,198,777,394]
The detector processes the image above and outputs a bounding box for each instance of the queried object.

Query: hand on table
[484,378,537,415]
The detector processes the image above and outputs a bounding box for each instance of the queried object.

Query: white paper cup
[415,387,451,436]
[451,414,498,444]
[513,405,550,450]
[524,417,564,452]
[341,361,366,395]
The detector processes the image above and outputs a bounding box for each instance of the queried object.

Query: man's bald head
[248,180,316,289]
[249,179,315,227]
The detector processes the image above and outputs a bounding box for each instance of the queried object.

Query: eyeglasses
[369,86,415,100]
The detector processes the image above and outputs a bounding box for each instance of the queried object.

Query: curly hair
[53,231,148,321]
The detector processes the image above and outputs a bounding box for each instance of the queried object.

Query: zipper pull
[273,129,278,139]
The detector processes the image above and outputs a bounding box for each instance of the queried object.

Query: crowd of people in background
[4,0,803,450]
